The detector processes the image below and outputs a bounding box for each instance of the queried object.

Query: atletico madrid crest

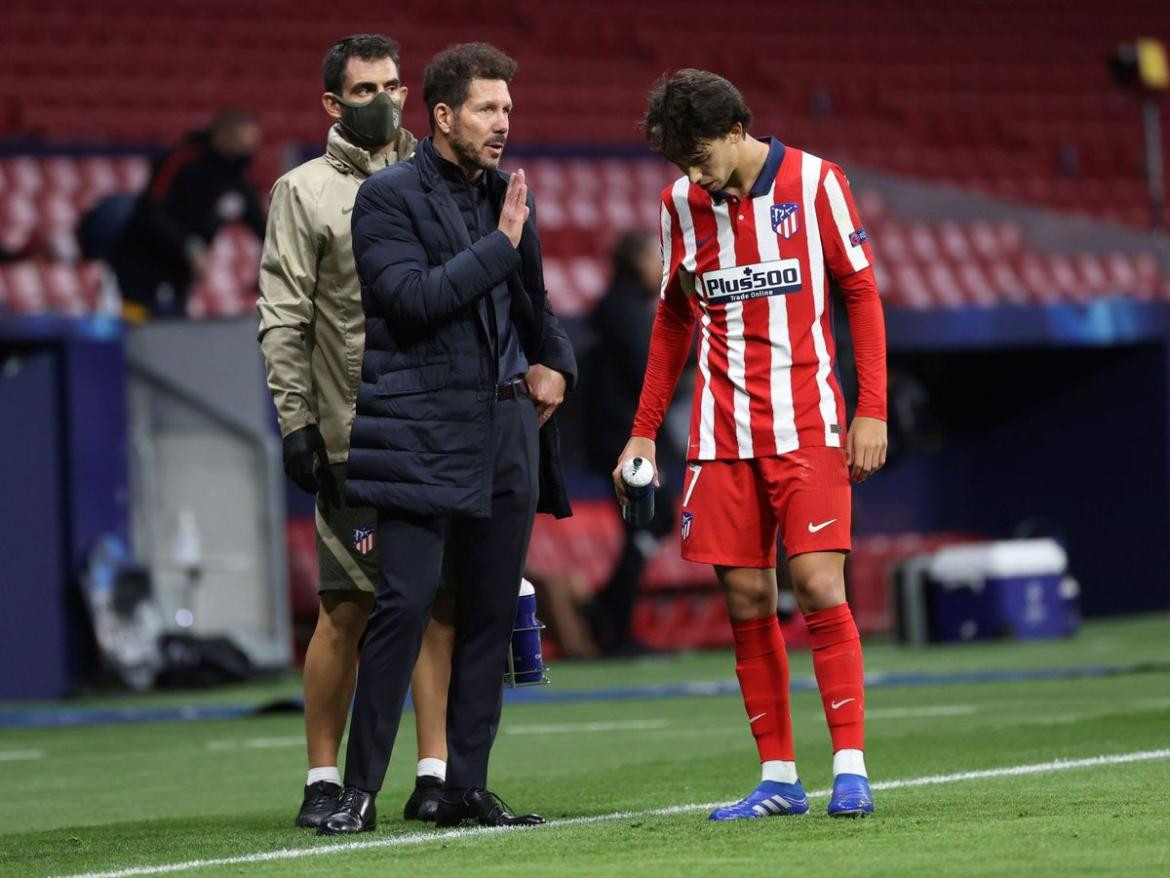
[770,202,800,239]
[352,526,375,556]
[681,511,694,541]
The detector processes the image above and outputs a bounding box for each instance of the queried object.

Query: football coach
[320,42,576,834]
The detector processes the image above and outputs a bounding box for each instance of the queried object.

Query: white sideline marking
[505,719,669,735]
[203,718,675,749]
[58,747,1170,878]
[1135,697,1170,709]
[206,736,304,751]
[0,749,43,762]
[861,705,976,720]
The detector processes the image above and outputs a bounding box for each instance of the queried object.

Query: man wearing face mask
[111,109,265,320]
[319,42,575,834]
[258,33,455,830]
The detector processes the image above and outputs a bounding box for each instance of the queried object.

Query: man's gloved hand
[282,424,336,500]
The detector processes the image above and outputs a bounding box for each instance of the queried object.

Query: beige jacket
[257,123,418,462]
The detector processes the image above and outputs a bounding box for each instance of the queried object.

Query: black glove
[282,424,337,501]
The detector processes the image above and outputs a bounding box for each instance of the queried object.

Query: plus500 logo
[700,259,802,304]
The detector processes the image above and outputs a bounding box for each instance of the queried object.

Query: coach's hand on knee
[846,416,887,483]
[612,436,658,506]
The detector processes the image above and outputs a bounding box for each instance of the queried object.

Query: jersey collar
[712,136,785,202]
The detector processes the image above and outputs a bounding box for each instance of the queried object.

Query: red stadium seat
[890,263,933,310]
[542,258,582,316]
[115,157,150,194]
[1018,255,1060,305]
[41,157,81,195]
[526,500,622,590]
[32,191,80,262]
[41,264,88,315]
[567,258,607,311]
[2,157,43,194]
[0,191,37,256]
[76,261,108,312]
[1,262,47,314]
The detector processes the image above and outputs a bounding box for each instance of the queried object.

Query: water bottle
[507,578,547,687]
[620,457,656,527]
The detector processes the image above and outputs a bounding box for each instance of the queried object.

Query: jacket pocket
[373,364,450,397]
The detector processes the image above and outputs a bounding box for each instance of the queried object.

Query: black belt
[495,378,530,401]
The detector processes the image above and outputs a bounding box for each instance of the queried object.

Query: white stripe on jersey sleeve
[671,178,697,273]
[672,178,716,459]
[823,169,870,274]
[752,178,799,454]
[658,200,673,301]
[801,154,843,448]
[712,201,754,459]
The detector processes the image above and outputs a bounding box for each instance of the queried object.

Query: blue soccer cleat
[827,773,874,818]
[708,780,810,821]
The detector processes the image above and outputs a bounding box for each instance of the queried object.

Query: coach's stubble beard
[450,120,506,174]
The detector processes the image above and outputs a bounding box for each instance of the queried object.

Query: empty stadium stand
[2,1,1168,318]
[2,152,1166,318]
[2,0,1167,225]
[0,153,260,317]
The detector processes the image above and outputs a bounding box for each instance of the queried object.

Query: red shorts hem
[680,547,775,568]
[784,541,852,558]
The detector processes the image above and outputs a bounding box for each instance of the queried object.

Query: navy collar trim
[713,136,785,202]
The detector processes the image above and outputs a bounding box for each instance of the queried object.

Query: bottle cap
[621,457,655,488]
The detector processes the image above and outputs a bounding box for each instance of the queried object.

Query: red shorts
[679,447,851,568]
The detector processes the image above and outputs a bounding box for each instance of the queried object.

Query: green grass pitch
[1,614,1168,877]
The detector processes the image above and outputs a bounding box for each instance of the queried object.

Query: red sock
[730,615,794,763]
[804,602,865,752]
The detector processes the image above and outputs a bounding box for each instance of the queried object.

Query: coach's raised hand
[498,168,530,247]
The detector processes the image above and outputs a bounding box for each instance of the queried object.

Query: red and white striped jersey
[633,139,882,461]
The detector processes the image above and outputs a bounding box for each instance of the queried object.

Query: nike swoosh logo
[342,206,354,214]
[830,698,856,710]
[694,235,713,249]
[808,519,837,533]
[748,712,767,724]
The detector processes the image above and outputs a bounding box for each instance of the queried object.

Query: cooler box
[927,539,1079,641]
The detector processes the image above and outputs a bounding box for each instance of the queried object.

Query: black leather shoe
[434,787,546,828]
[403,775,443,822]
[317,786,377,835]
[295,781,341,828]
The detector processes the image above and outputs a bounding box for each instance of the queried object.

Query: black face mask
[330,91,402,148]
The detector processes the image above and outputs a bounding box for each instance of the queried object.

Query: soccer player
[615,69,887,820]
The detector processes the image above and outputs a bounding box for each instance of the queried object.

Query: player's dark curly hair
[322,34,402,94]
[423,42,517,131]
[641,69,753,165]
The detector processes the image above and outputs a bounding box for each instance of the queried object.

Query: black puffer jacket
[346,138,576,519]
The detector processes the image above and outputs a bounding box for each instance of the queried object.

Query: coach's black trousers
[343,394,540,794]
